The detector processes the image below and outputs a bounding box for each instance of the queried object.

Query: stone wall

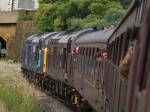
[0,24,16,41]
[0,11,19,23]
[0,23,17,55]
[8,21,35,59]
[0,10,36,23]
[0,10,36,60]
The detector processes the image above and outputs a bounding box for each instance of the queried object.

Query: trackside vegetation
[35,0,132,33]
[0,66,40,112]
[0,85,39,112]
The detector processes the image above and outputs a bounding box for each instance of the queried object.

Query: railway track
[23,75,82,112]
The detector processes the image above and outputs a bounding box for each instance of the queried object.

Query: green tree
[67,0,90,18]
[68,18,81,29]
[54,17,64,31]
[89,2,105,16]
[35,0,126,33]
[104,1,125,25]
[35,4,57,32]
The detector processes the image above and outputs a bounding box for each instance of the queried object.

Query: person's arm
[119,47,133,80]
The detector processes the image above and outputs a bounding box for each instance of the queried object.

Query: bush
[18,16,33,21]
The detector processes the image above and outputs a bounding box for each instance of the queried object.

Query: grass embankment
[0,63,40,112]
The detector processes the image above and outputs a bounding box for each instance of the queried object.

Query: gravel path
[0,61,72,112]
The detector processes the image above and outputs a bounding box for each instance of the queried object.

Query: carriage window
[110,43,114,61]
[92,48,97,58]
[58,48,63,55]
[87,47,90,57]
[79,47,82,55]
[96,48,100,53]
[113,40,118,64]
[53,47,57,69]
[50,48,54,55]
[57,48,60,56]
[116,36,123,65]
[121,29,130,59]
[85,47,89,56]
[58,48,62,68]
[88,48,92,58]
[89,48,93,58]
[117,34,124,64]
[62,48,66,69]
[108,44,113,59]
[82,48,85,56]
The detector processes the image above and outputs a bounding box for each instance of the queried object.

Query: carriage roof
[76,28,114,45]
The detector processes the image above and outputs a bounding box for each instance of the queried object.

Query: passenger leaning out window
[119,45,133,80]
[95,51,108,64]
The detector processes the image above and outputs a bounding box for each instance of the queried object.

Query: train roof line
[108,0,140,42]
[76,27,114,44]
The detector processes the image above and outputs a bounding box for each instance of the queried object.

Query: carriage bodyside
[74,28,114,112]
[106,0,149,112]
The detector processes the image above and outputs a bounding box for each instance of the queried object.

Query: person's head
[75,47,79,54]
[102,52,108,59]
[96,53,103,64]
[129,40,134,47]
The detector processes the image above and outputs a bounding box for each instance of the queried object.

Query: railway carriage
[45,32,66,81]
[74,28,114,112]
[105,0,150,112]
[46,29,94,84]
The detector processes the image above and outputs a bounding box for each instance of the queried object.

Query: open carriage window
[81,48,85,56]
[91,48,96,58]
[79,47,83,55]
[89,48,94,58]
[88,48,92,58]
[108,43,113,60]
[85,47,89,56]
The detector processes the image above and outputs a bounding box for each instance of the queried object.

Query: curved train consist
[21,0,150,112]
